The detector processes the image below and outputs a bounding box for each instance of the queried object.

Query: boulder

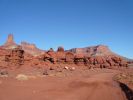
[57,46,65,52]
[74,54,85,65]
[65,52,74,64]
[46,50,57,63]
[5,46,24,66]
[56,52,66,63]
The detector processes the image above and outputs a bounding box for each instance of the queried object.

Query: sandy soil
[0,68,132,100]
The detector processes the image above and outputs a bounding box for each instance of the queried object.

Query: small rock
[0,70,8,77]
[43,70,49,75]
[50,67,54,70]
[70,67,75,71]
[64,66,69,70]
[16,74,29,81]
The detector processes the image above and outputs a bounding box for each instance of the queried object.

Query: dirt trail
[0,70,128,100]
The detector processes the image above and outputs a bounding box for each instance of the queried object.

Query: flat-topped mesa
[68,45,114,56]
[21,42,37,50]
[87,45,113,56]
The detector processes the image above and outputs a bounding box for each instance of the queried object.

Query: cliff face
[21,42,45,56]
[39,47,128,69]
[68,45,115,56]
[0,46,24,68]
[5,47,24,66]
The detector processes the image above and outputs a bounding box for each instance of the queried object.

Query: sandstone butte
[0,34,129,70]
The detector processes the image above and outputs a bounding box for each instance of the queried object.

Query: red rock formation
[0,48,10,68]
[1,34,45,56]
[21,42,45,56]
[48,48,54,52]
[2,34,18,49]
[0,34,129,70]
[5,34,15,45]
[83,55,128,69]
[74,54,85,65]
[46,49,57,63]
[36,48,128,69]
[56,47,66,63]
[65,52,74,64]
[57,46,65,52]
[56,52,66,63]
[68,45,115,56]
[5,46,24,66]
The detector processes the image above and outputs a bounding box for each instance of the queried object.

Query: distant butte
[67,45,117,56]
[2,34,18,49]
[1,34,44,56]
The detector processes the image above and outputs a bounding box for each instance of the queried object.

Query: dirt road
[0,69,128,100]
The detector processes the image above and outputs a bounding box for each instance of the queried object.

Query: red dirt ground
[0,68,133,100]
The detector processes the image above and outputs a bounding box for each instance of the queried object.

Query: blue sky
[0,0,133,59]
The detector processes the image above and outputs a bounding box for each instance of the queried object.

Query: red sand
[0,69,130,100]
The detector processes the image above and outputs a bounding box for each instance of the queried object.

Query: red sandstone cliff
[68,45,114,56]
[21,42,45,56]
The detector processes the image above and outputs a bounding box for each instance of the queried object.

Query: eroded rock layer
[0,34,129,70]
[38,47,128,69]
